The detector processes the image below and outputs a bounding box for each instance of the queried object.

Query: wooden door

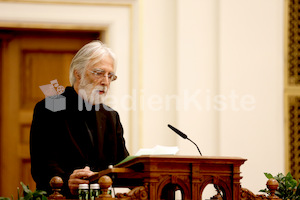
[0,29,102,197]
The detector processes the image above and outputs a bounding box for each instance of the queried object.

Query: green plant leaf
[0,197,11,200]
[264,172,274,179]
[23,193,32,200]
[276,173,285,182]
[275,190,282,198]
[20,182,31,195]
[259,189,269,193]
[32,191,46,196]
[16,182,48,200]
[295,182,300,196]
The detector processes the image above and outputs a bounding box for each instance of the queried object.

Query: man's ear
[74,70,81,81]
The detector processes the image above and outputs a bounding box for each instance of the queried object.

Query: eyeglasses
[88,69,117,81]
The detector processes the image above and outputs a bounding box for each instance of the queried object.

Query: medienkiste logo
[39,79,66,112]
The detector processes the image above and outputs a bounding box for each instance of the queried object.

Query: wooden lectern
[89,155,247,200]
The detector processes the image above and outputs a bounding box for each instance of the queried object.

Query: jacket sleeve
[115,111,130,163]
[30,102,70,195]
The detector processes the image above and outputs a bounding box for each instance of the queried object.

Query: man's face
[78,55,115,105]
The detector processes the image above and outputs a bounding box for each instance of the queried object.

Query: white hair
[69,40,116,86]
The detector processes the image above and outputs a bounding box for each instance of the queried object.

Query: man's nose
[100,75,109,85]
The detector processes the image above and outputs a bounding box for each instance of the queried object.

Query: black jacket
[30,87,129,197]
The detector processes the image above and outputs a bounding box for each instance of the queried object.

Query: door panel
[0,29,102,197]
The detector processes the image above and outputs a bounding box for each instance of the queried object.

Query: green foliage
[259,172,300,200]
[20,182,47,200]
[0,182,47,200]
[0,198,11,200]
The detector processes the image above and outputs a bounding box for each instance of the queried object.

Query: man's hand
[68,166,96,195]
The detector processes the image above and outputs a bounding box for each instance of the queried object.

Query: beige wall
[140,0,284,193]
[0,0,285,194]
[218,0,284,192]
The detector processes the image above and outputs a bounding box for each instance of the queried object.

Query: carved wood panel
[287,95,300,179]
[286,0,300,180]
[287,0,300,86]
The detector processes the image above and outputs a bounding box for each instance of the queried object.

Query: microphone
[168,124,187,139]
[168,124,202,156]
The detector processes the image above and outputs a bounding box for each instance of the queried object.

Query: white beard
[78,76,107,105]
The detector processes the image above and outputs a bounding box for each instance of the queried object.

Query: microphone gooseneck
[168,124,202,156]
[187,138,202,156]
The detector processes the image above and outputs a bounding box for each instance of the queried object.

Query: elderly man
[30,41,129,198]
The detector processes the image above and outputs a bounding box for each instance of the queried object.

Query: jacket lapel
[64,110,94,160]
[95,108,107,160]
[64,117,86,159]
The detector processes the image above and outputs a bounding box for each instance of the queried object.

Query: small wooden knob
[48,176,65,199]
[267,178,279,191]
[98,175,113,198]
[266,178,280,199]
[99,175,113,189]
[50,176,64,189]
